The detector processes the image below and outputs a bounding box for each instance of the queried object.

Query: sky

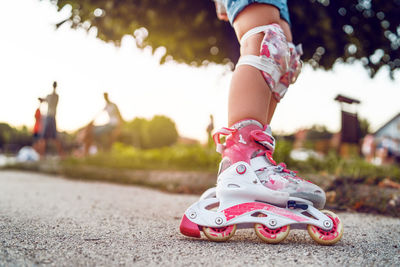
[0,0,399,142]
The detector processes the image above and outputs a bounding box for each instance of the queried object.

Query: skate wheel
[203,224,236,242]
[307,210,343,245]
[254,214,290,244]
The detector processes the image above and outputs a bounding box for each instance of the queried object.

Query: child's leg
[210,2,325,210]
[228,4,292,126]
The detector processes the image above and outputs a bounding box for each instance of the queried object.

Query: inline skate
[180,120,343,245]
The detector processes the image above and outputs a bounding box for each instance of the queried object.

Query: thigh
[232,3,281,40]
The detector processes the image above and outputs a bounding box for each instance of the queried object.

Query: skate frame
[184,197,334,231]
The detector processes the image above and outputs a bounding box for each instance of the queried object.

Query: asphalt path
[0,170,399,266]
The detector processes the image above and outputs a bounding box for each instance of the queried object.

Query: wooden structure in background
[334,94,362,157]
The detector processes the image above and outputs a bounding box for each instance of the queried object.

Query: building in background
[372,113,400,165]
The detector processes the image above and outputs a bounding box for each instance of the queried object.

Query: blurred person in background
[78,92,124,156]
[37,81,63,158]
[32,98,43,152]
[361,134,375,163]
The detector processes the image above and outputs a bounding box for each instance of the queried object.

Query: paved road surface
[1,171,399,266]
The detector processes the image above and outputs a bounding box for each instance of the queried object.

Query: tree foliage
[142,115,179,149]
[52,0,400,77]
[0,123,33,152]
[359,117,371,138]
[118,115,178,149]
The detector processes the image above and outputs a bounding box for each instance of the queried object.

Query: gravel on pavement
[0,170,399,266]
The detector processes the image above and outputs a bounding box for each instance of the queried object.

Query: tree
[0,123,33,152]
[117,116,178,149]
[142,115,178,149]
[359,117,371,138]
[118,117,148,148]
[307,125,333,140]
[51,0,400,78]
[0,123,13,148]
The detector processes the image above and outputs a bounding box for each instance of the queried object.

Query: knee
[240,34,265,56]
[239,23,290,58]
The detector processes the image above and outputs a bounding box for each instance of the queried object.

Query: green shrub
[117,116,178,149]
[273,139,294,166]
[142,116,178,149]
[74,142,220,172]
[289,151,400,183]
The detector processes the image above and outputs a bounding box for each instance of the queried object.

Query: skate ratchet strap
[213,127,236,153]
[250,128,277,165]
[250,129,275,152]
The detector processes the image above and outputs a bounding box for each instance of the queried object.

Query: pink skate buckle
[180,214,201,238]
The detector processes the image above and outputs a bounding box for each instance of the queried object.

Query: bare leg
[228,4,292,126]
[83,137,92,156]
[266,97,278,124]
[38,139,46,158]
[32,140,40,154]
[51,139,64,157]
[82,123,94,156]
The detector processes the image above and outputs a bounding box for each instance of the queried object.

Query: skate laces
[256,150,298,177]
[212,126,276,155]
[213,127,236,153]
[276,163,299,177]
